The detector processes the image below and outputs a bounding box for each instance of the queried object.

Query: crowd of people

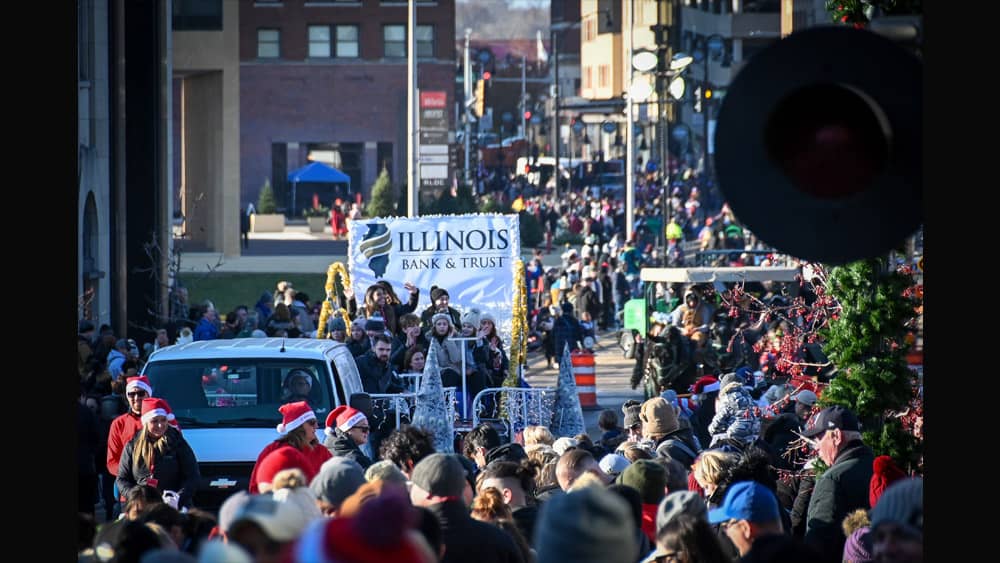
[77,163,922,561]
[78,367,923,562]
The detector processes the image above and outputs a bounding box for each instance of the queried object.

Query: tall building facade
[239,0,456,213]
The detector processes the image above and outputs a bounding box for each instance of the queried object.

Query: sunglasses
[126,391,148,399]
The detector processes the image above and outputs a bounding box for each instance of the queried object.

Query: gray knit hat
[410,453,467,498]
[310,457,365,509]
[870,478,923,535]
[623,405,642,429]
[656,491,708,533]
[535,486,639,563]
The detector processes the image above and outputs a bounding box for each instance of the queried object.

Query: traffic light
[474,79,485,117]
[714,26,921,264]
[482,71,492,81]
[524,111,532,120]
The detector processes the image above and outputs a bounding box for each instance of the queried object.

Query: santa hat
[126,376,153,396]
[293,489,424,563]
[276,401,317,435]
[257,446,315,486]
[691,375,720,395]
[140,397,176,425]
[326,405,368,432]
[870,455,906,508]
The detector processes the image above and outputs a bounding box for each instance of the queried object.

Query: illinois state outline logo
[358,223,391,278]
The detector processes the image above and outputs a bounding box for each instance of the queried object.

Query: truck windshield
[143,359,333,428]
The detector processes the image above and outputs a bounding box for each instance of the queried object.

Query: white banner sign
[348,214,521,342]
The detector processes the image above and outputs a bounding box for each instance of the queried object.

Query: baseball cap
[229,493,309,542]
[410,454,467,498]
[793,390,818,407]
[707,481,781,525]
[802,405,861,438]
[599,454,630,477]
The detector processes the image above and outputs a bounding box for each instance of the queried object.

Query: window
[416,25,434,58]
[143,359,335,427]
[384,25,406,58]
[584,66,592,89]
[308,26,331,57]
[336,25,359,58]
[173,0,223,31]
[582,17,596,42]
[258,29,280,58]
[598,65,609,88]
[383,24,433,58]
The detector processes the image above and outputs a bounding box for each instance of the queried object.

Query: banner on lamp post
[348,213,521,343]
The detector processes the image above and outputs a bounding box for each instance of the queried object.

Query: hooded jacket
[708,382,762,447]
[323,428,373,470]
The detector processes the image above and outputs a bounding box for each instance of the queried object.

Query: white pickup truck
[140,338,364,509]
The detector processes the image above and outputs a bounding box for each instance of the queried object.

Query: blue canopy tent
[287,161,352,216]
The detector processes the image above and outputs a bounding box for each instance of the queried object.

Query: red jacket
[248,439,331,493]
[641,503,658,544]
[106,411,143,476]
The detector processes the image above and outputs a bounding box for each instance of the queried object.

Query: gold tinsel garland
[316,262,352,339]
[500,259,527,418]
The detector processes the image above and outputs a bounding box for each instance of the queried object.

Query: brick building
[239,0,456,212]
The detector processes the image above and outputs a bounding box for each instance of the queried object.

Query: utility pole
[654,1,672,244]
[464,29,472,185]
[551,30,560,200]
[625,0,634,239]
[407,0,418,216]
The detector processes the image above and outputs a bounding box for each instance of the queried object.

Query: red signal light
[483,71,492,80]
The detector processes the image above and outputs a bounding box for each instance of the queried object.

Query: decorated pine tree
[257,178,277,214]
[365,168,397,218]
[550,344,586,437]
[412,339,454,453]
[819,258,922,473]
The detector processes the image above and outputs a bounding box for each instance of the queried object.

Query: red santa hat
[140,397,176,425]
[126,376,153,396]
[293,490,424,563]
[691,375,720,395]
[257,446,315,486]
[870,455,906,508]
[276,401,317,435]
[326,405,368,432]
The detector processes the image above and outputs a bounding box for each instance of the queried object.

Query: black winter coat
[355,351,404,394]
[804,440,875,561]
[116,426,200,509]
[553,315,583,359]
[429,500,525,563]
[323,428,373,469]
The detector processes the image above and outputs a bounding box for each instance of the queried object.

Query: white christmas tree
[550,344,585,437]
[412,339,454,453]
